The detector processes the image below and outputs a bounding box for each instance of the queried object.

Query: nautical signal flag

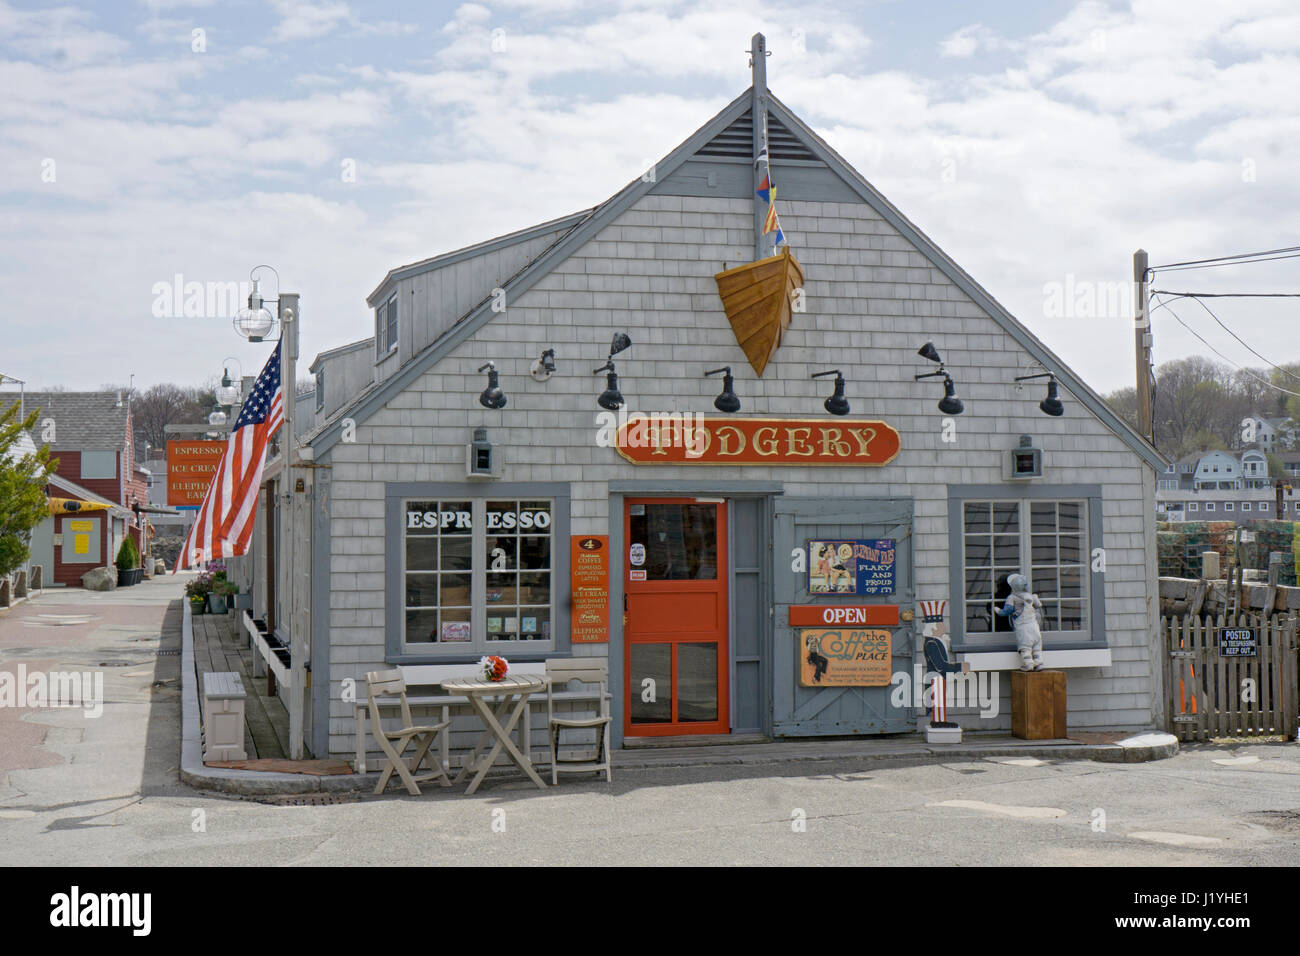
[755,173,786,247]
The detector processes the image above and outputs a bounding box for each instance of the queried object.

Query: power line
[1152,293,1300,400]
[1152,290,1300,298]
[1150,245,1300,270]
[1186,295,1300,387]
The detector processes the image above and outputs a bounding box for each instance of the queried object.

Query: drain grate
[253,792,359,807]
[155,649,181,656]
[97,661,133,667]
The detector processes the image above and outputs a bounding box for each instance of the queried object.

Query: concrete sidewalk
[178,600,1178,795]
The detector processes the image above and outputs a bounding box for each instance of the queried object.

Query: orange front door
[624,498,729,737]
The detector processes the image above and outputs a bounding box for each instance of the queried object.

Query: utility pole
[1134,249,1153,442]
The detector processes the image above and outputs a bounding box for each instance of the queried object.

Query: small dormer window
[375,293,398,358]
[315,370,324,412]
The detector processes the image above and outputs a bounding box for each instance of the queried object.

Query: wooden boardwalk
[192,611,290,760]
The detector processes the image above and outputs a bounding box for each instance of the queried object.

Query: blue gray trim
[366,210,594,307]
[309,466,331,758]
[308,88,754,457]
[763,93,1166,474]
[947,484,1106,654]
[383,481,571,664]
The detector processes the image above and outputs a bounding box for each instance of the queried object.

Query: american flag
[175,342,283,571]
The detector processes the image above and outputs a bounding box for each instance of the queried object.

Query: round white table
[439,674,549,794]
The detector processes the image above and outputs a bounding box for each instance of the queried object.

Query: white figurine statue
[996,573,1044,671]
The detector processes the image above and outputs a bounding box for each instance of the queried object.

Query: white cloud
[3,0,1300,394]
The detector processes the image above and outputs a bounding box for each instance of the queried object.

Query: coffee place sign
[615,416,900,466]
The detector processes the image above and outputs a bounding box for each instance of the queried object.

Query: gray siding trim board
[946,483,1106,654]
[382,481,572,664]
[609,480,784,494]
[310,469,332,758]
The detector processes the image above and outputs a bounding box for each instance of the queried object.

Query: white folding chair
[366,669,452,796]
[545,658,612,784]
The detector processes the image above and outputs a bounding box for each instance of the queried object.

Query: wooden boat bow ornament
[714,245,804,378]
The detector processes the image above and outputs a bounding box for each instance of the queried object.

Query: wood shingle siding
[316,191,1159,760]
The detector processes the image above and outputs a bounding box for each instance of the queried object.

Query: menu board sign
[570,535,610,644]
[166,440,225,507]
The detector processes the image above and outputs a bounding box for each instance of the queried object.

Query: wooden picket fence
[1163,613,1298,742]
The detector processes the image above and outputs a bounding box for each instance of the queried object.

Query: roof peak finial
[750,32,767,85]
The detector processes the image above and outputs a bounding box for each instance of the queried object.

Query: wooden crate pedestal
[1010,670,1066,740]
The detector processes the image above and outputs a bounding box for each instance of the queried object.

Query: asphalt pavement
[2,576,1299,866]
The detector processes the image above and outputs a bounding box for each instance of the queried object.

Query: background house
[2,390,150,585]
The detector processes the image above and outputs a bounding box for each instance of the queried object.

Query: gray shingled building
[237,46,1165,764]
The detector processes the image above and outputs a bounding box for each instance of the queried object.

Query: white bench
[353,661,607,774]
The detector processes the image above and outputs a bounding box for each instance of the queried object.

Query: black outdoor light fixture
[1014,371,1065,417]
[530,348,557,381]
[706,366,740,413]
[914,341,965,415]
[477,361,507,409]
[593,332,631,411]
[812,369,849,416]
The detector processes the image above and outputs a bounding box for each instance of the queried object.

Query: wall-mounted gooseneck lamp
[812,369,849,416]
[706,366,740,413]
[1014,371,1065,417]
[530,348,557,381]
[914,342,965,415]
[477,361,507,409]
[594,333,631,411]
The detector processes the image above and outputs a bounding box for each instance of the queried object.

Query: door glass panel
[629,644,672,724]
[628,504,717,580]
[677,643,718,723]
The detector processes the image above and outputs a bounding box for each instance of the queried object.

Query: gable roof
[306,86,1166,471]
[365,209,594,309]
[309,337,374,374]
[1,391,131,450]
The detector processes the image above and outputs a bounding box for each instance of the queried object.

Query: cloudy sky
[2,0,1298,396]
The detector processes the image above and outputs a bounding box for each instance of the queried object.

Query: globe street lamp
[233,263,305,758]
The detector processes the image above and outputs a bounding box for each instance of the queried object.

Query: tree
[0,402,55,578]
[131,381,221,461]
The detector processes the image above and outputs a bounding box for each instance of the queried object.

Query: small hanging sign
[807,539,895,595]
[570,535,610,644]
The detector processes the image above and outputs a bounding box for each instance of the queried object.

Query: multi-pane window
[375,293,398,357]
[404,500,472,645]
[1205,502,1215,512]
[401,498,554,651]
[1188,502,1198,512]
[962,500,1087,637]
[315,370,324,411]
[486,500,553,642]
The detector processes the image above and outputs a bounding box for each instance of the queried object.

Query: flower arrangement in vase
[479,655,509,682]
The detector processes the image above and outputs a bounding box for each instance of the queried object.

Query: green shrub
[115,535,140,571]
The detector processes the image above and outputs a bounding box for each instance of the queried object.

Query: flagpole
[750,32,768,262]
[279,293,306,760]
